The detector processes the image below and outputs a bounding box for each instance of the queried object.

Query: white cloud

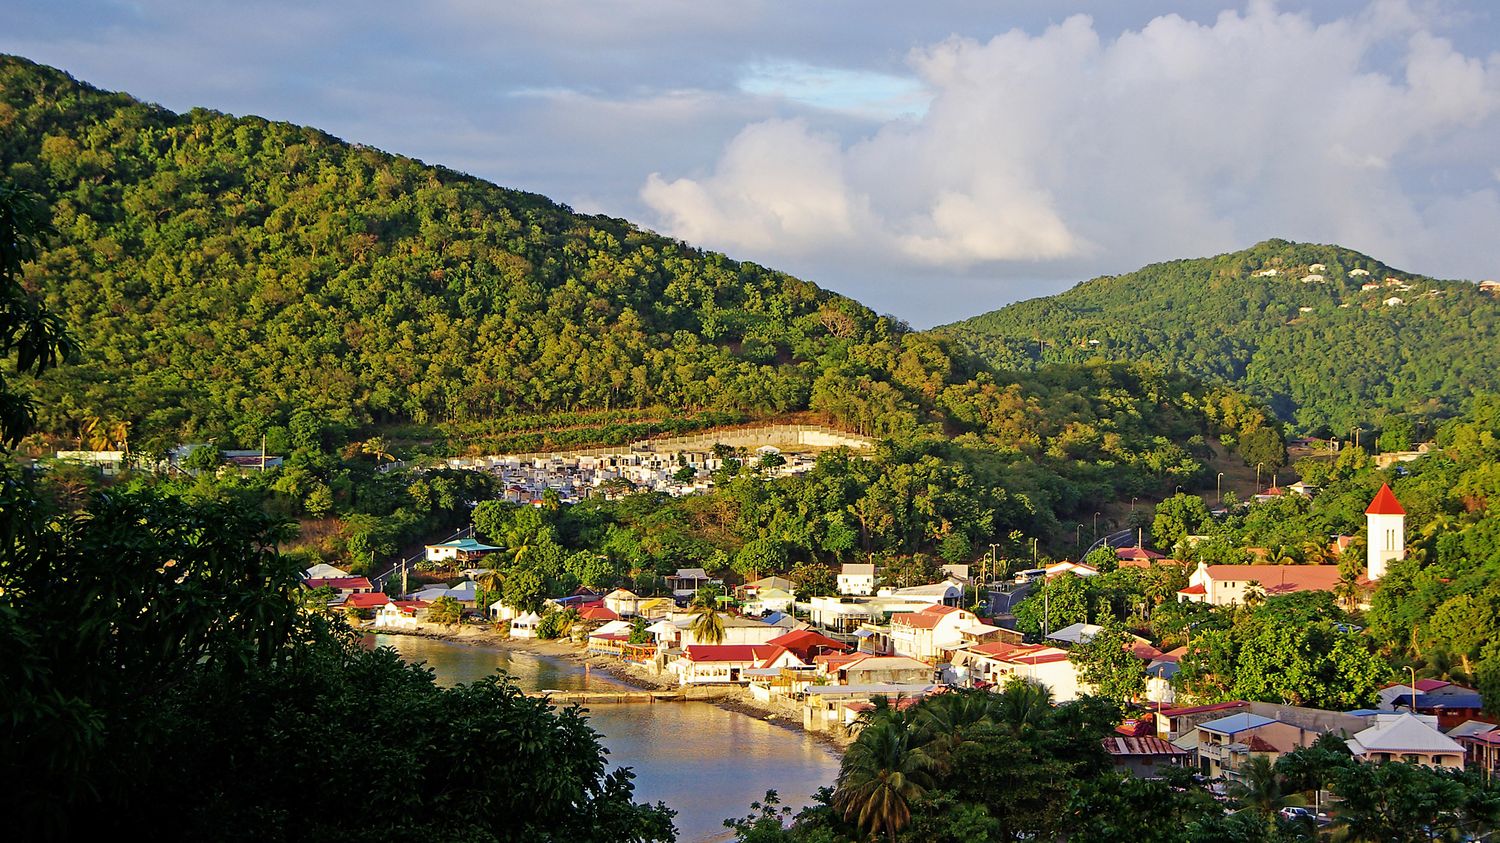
[639,1,1500,307]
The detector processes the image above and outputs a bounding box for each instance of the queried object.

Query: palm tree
[689,602,725,645]
[990,677,1054,734]
[1333,569,1362,612]
[834,700,935,842]
[361,436,394,463]
[1227,755,1301,819]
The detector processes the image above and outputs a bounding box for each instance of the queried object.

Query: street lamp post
[1256,463,1265,489]
[1407,666,1418,713]
[1216,472,1224,503]
[1076,523,1083,550]
[1092,512,1101,540]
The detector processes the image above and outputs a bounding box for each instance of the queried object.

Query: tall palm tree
[1333,570,1362,612]
[990,677,1054,734]
[1228,755,1300,819]
[834,701,934,842]
[689,602,725,645]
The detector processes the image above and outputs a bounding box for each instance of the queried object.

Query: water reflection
[370,634,839,843]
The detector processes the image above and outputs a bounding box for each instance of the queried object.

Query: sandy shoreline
[369,622,850,753]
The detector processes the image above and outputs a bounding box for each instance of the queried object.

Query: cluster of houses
[1111,675,1500,784]
[437,446,821,504]
[301,480,1500,782]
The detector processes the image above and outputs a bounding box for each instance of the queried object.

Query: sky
[5,1,1500,326]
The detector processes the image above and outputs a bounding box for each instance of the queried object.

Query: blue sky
[5,1,1499,325]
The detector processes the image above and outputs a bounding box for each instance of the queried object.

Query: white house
[1346,713,1464,769]
[304,563,350,580]
[374,600,430,630]
[603,588,642,617]
[838,563,877,596]
[424,538,501,565]
[889,604,979,661]
[954,642,1082,700]
[671,644,802,685]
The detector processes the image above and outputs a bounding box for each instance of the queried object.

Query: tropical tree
[834,698,935,842]
[1227,755,1298,820]
[689,601,726,645]
[427,595,463,626]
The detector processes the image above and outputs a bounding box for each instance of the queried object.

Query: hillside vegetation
[943,239,1500,434]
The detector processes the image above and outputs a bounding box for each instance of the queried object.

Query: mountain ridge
[942,238,1500,434]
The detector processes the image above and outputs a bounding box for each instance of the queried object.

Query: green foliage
[1153,493,1213,551]
[1068,622,1146,705]
[536,606,578,640]
[427,594,463,626]
[1175,592,1389,709]
[788,561,838,598]
[945,238,1500,434]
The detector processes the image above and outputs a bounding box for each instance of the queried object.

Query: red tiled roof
[1366,483,1406,515]
[344,592,391,609]
[306,576,373,591]
[1160,701,1249,718]
[1177,584,1206,595]
[1382,678,1452,693]
[579,605,619,621]
[1245,735,1281,753]
[1103,736,1187,757]
[767,630,850,658]
[391,600,429,614]
[891,612,943,629]
[1200,564,1343,593]
[682,644,788,664]
[1117,546,1165,561]
[1128,642,1165,661]
[925,604,960,615]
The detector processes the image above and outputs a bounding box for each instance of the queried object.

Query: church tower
[1365,483,1405,581]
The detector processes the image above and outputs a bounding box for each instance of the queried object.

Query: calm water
[371,634,839,842]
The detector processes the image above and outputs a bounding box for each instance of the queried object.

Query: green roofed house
[425,538,502,565]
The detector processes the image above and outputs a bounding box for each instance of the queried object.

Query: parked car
[1278,807,1315,821]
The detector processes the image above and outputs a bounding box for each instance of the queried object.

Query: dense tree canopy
[945,239,1500,435]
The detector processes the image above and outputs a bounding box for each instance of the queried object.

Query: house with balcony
[888,604,977,661]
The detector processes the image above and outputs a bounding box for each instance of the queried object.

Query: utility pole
[260,433,267,472]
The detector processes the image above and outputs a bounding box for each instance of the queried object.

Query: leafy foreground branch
[0,482,675,842]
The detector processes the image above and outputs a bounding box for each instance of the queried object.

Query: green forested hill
[1,54,1297,544]
[943,240,1500,434]
[0,55,905,450]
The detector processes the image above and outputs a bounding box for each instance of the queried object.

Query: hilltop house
[838,563,877,596]
[304,576,374,601]
[954,641,1081,700]
[424,538,502,565]
[665,568,719,601]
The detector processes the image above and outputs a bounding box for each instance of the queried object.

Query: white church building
[1179,484,1405,606]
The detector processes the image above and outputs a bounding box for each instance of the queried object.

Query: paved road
[1083,527,1138,558]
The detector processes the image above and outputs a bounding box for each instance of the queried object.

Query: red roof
[344,592,391,609]
[1116,546,1165,561]
[1160,701,1249,718]
[891,612,942,629]
[391,600,429,614]
[682,644,788,664]
[1245,735,1281,753]
[1177,584,1206,595]
[579,606,619,621]
[1366,483,1406,515]
[306,576,373,591]
[1102,736,1187,756]
[767,630,850,659]
[1382,678,1452,693]
[1197,564,1343,594]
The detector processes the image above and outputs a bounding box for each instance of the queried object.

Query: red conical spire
[1365,483,1405,516]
